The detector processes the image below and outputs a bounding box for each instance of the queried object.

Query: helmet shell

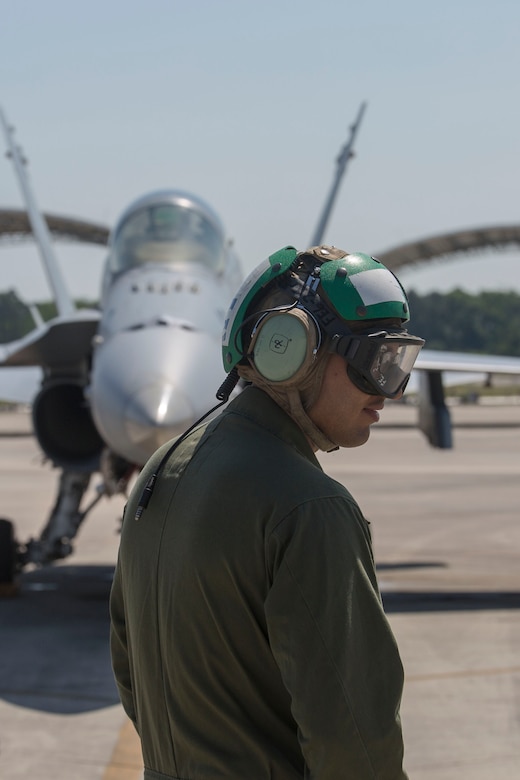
[318,253,410,323]
[222,246,298,372]
[221,247,411,373]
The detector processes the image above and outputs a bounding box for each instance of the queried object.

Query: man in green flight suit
[110,244,424,779]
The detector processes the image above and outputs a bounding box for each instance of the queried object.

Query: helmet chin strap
[238,354,339,453]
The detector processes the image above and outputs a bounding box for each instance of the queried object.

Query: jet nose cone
[90,325,223,466]
[124,383,194,457]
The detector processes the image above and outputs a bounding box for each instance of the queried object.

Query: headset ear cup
[248,309,320,383]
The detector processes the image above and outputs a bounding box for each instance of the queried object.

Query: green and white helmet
[221,244,423,399]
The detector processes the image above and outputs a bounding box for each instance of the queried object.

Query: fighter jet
[0,110,244,583]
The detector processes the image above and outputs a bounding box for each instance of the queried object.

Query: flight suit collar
[224,385,322,468]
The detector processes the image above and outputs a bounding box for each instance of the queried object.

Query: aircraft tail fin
[0,108,75,317]
[310,101,367,247]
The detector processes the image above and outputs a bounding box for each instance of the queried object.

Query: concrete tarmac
[0,401,519,779]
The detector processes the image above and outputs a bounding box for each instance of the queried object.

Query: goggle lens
[332,329,424,398]
[368,341,422,395]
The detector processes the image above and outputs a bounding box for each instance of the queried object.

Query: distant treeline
[1,287,519,357]
[407,289,520,356]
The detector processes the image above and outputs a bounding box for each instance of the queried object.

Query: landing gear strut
[0,518,20,596]
[1,450,135,594]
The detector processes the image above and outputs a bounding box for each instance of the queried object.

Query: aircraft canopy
[108,202,226,274]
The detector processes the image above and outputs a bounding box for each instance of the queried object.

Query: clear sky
[1,0,519,302]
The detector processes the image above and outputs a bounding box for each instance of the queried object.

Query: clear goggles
[329,328,425,399]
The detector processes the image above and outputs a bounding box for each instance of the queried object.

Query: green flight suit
[110,386,408,779]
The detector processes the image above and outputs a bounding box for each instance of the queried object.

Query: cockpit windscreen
[109,203,225,274]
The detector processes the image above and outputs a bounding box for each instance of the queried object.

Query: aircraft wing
[411,348,520,450]
[415,348,520,376]
[0,310,100,368]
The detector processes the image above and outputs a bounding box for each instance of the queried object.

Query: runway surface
[0,401,519,779]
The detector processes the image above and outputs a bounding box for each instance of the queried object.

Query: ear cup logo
[269,334,289,353]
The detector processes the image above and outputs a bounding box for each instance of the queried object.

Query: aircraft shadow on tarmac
[377,561,520,613]
[1,562,519,715]
[382,590,520,612]
[0,564,120,714]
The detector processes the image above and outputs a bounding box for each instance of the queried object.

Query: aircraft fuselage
[88,190,242,466]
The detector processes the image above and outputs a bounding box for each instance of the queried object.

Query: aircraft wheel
[0,518,19,597]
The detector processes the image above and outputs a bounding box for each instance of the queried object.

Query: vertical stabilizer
[0,108,75,316]
[310,101,367,247]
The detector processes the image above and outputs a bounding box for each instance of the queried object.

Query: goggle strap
[329,333,360,360]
